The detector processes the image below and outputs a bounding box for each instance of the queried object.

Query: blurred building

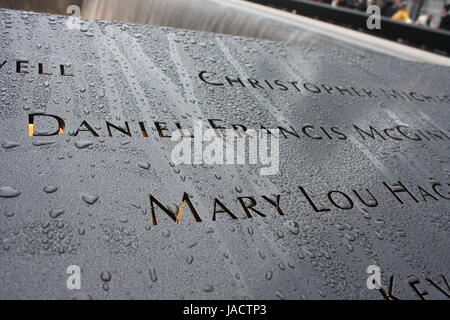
[0,0,82,14]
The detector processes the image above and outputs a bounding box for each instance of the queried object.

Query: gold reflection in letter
[176,201,185,224]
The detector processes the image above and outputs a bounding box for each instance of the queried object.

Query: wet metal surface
[0,10,449,299]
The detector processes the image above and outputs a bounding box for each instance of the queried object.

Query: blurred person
[332,0,351,8]
[381,0,401,17]
[368,0,381,6]
[391,2,410,22]
[354,0,368,11]
[439,4,450,31]
[342,0,362,9]
[415,13,434,27]
[408,0,421,20]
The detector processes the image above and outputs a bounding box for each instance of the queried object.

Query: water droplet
[81,194,99,205]
[285,220,299,235]
[75,141,93,149]
[100,271,111,282]
[137,162,150,170]
[275,290,285,300]
[72,293,93,300]
[49,209,65,219]
[202,284,214,292]
[0,186,21,198]
[162,229,170,238]
[2,141,19,149]
[32,140,55,146]
[43,185,57,193]
[149,268,158,282]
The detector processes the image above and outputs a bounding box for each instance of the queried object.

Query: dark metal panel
[0,9,449,300]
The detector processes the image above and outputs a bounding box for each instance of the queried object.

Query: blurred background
[0,0,449,65]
